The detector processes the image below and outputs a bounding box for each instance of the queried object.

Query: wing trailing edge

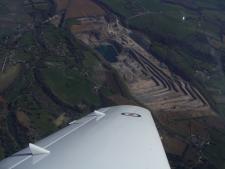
[0,105,171,169]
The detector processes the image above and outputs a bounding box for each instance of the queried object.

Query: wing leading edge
[0,105,171,169]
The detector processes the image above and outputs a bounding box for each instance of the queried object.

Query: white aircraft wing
[0,105,171,169]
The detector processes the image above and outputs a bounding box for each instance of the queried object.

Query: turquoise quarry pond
[96,44,118,62]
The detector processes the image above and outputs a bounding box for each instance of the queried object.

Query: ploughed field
[54,0,105,18]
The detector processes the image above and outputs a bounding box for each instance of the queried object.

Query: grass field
[0,0,9,15]
[0,64,21,92]
[42,64,100,106]
[203,128,225,169]
[40,25,103,107]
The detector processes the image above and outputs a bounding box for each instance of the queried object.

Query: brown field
[65,0,105,19]
[107,94,138,105]
[71,23,93,32]
[54,0,69,11]
[0,64,21,92]
[70,22,102,33]
[54,113,68,127]
[0,96,5,103]
[16,111,30,128]
[162,133,187,156]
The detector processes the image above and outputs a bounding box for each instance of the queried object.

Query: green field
[205,130,225,169]
[42,64,100,106]
[0,64,21,92]
[0,19,125,158]
[40,25,103,107]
